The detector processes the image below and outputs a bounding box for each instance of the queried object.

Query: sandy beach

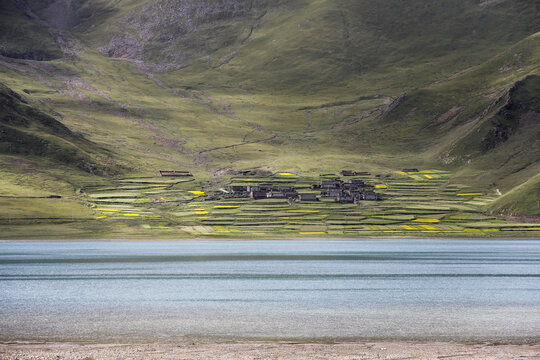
[1,341,539,360]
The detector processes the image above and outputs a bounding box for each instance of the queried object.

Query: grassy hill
[0,82,117,173]
[0,0,538,237]
[488,173,540,216]
[0,0,62,60]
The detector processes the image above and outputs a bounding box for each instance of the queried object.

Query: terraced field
[66,170,539,239]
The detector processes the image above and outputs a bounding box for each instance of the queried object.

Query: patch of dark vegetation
[0,49,60,61]
[0,84,70,133]
[0,0,63,60]
[481,75,540,150]
[0,83,121,175]
[297,95,384,111]
[237,168,274,176]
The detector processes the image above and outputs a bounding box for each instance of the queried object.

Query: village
[160,170,383,204]
[77,167,540,237]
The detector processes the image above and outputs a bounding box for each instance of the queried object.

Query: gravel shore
[1,341,539,360]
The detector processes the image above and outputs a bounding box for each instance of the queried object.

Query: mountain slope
[487,173,540,216]
[155,0,540,93]
[0,82,118,174]
[0,0,538,218]
[0,0,62,60]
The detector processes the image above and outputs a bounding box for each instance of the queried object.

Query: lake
[0,239,539,343]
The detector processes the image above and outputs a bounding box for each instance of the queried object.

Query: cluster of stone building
[315,178,379,203]
[227,177,379,203]
[228,184,318,201]
[158,169,385,203]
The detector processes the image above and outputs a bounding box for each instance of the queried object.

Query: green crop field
[1,169,537,239]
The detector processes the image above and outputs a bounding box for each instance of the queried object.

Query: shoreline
[1,236,539,242]
[1,341,539,360]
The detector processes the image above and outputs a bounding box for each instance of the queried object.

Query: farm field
[2,169,537,239]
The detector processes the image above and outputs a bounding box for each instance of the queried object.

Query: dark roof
[283,191,298,197]
[336,195,354,203]
[327,189,343,197]
[159,170,193,177]
[321,181,341,188]
[250,191,268,199]
[269,191,299,199]
[362,191,378,200]
[298,193,319,201]
[277,186,295,191]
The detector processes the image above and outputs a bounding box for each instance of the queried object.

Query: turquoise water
[0,240,539,343]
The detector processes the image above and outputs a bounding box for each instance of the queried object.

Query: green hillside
[0,82,117,173]
[0,0,62,60]
[0,0,538,237]
[488,173,540,216]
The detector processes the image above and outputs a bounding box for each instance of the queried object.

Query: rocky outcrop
[100,0,257,70]
[14,0,102,30]
[481,75,540,150]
